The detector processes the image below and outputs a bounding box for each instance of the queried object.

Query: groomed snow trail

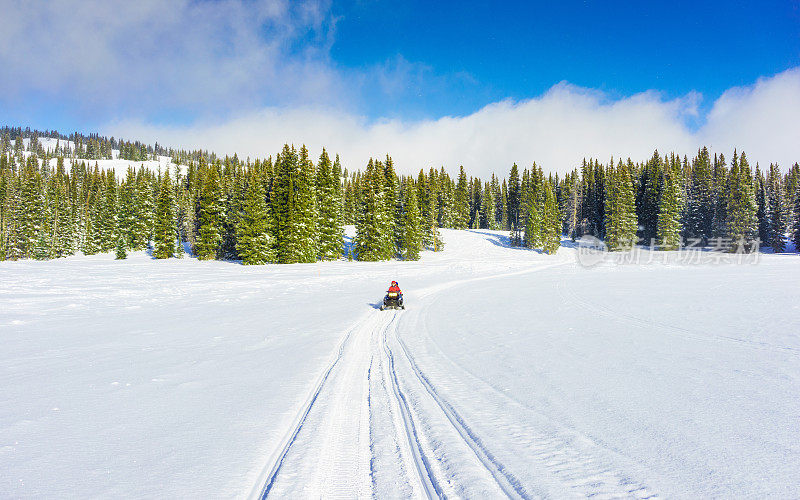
[252,260,662,498]
[252,307,513,498]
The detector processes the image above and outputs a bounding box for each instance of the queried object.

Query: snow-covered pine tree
[134,166,156,250]
[380,157,399,257]
[236,171,275,265]
[605,160,638,251]
[793,187,800,252]
[636,151,662,245]
[423,168,443,251]
[355,158,388,261]
[18,157,45,258]
[755,165,770,247]
[469,176,481,229]
[560,170,582,240]
[766,163,787,252]
[392,176,406,257]
[118,168,138,249]
[524,167,543,249]
[711,153,728,239]
[153,170,175,259]
[115,237,127,260]
[399,178,422,260]
[3,173,24,260]
[541,178,561,254]
[98,169,118,253]
[218,159,243,260]
[82,167,103,255]
[343,174,356,226]
[195,161,223,260]
[435,167,454,229]
[507,163,522,245]
[294,145,318,263]
[657,157,684,250]
[686,147,714,244]
[490,175,502,230]
[46,161,74,258]
[314,149,343,260]
[725,151,759,252]
[593,161,607,239]
[480,180,495,229]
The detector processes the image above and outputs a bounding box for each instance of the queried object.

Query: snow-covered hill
[1,230,798,498]
[11,137,177,176]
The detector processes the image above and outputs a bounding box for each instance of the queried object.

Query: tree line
[565,149,800,253]
[1,127,799,264]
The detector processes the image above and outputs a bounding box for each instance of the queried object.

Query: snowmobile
[380,290,405,310]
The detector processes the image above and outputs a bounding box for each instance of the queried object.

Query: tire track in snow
[249,312,382,499]
[392,330,530,499]
[407,269,661,498]
[378,313,445,499]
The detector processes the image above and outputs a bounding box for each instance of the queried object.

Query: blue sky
[329,0,799,121]
[1,0,799,174]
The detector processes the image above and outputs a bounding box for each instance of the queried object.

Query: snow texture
[1,229,799,498]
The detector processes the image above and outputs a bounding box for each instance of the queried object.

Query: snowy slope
[1,231,799,498]
[11,137,177,176]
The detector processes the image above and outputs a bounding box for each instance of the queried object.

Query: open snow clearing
[254,263,659,498]
[2,229,799,498]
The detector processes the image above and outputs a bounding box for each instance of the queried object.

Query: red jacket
[388,284,402,294]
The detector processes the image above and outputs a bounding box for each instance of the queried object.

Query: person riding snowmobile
[381,281,404,310]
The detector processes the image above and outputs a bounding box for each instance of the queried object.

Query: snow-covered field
[1,230,799,498]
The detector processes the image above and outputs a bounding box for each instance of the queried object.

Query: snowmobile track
[395,333,531,499]
[380,314,445,499]
[249,313,374,499]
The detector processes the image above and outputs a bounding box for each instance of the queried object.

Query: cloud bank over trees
[111,67,800,177]
[2,0,798,176]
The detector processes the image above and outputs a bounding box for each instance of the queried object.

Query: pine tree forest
[2,127,800,265]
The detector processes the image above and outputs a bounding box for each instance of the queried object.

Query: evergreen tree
[605,162,638,251]
[382,157,399,256]
[398,178,422,260]
[294,145,318,262]
[219,161,244,260]
[19,158,44,258]
[793,188,800,252]
[115,237,127,260]
[480,180,495,229]
[153,170,175,259]
[766,163,788,252]
[118,168,138,249]
[195,162,223,260]
[561,170,582,240]
[541,179,561,254]
[355,159,390,261]
[316,149,343,260]
[236,172,275,265]
[725,151,759,252]
[711,153,728,239]
[686,147,714,244]
[755,166,769,247]
[507,164,522,245]
[637,151,663,245]
[657,159,683,250]
[524,167,543,248]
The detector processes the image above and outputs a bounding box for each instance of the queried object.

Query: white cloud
[106,67,800,178]
[0,0,340,116]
